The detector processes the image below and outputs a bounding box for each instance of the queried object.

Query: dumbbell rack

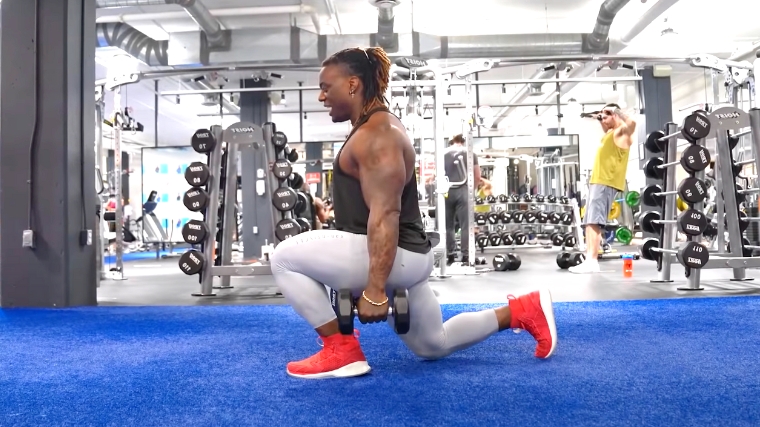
[178,122,283,297]
[473,198,584,254]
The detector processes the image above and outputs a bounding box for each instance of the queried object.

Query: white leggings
[271,230,500,359]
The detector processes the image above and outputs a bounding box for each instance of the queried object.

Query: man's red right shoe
[508,289,558,359]
[286,331,371,379]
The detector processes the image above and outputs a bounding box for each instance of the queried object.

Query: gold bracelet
[362,291,389,306]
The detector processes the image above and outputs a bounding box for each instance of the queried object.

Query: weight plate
[676,241,709,269]
[681,112,711,141]
[679,144,711,174]
[642,185,664,207]
[178,249,205,275]
[184,161,210,187]
[625,191,641,207]
[191,129,216,153]
[678,177,708,204]
[615,227,633,245]
[272,131,288,149]
[183,188,209,212]
[646,130,665,153]
[272,159,293,180]
[639,211,662,234]
[272,187,298,212]
[274,218,302,241]
[677,209,708,236]
[643,157,665,179]
[181,219,208,244]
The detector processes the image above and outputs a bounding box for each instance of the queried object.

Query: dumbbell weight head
[643,157,665,180]
[475,257,487,266]
[563,233,577,247]
[391,289,411,334]
[183,188,209,212]
[513,232,528,245]
[492,253,521,271]
[726,237,753,257]
[559,196,569,204]
[184,162,210,187]
[289,172,304,190]
[724,211,750,233]
[499,210,512,224]
[560,212,573,225]
[511,211,525,223]
[487,212,500,225]
[535,195,545,203]
[547,195,557,203]
[681,111,712,142]
[500,231,514,246]
[678,177,708,204]
[181,219,208,244]
[537,211,549,223]
[191,129,216,153]
[524,211,538,223]
[272,159,293,181]
[639,210,662,234]
[520,194,532,202]
[680,144,711,173]
[486,195,497,204]
[645,130,666,153]
[676,241,709,268]
[551,232,565,246]
[275,218,302,241]
[178,249,205,275]
[475,213,488,226]
[488,233,502,247]
[475,197,484,205]
[476,233,489,248]
[286,146,299,163]
[272,131,288,151]
[498,194,509,203]
[294,191,309,216]
[272,187,298,212]
[509,194,520,202]
[677,209,708,236]
[296,218,312,233]
[549,212,561,224]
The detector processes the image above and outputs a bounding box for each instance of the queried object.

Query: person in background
[570,103,636,274]
[444,134,481,265]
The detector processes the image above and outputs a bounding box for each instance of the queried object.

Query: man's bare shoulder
[353,113,409,155]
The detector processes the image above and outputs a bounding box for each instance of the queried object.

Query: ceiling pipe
[491,65,564,127]
[95,5,317,23]
[96,22,169,67]
[370,0,401,50]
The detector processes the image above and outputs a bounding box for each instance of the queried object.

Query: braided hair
[322,47,392,116]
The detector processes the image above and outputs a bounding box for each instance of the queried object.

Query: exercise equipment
[645,112,712,152]
[274,218,301,241]
[272,159,293,180]
[492,253,521,271]
[184,162,210,187]
[643,146,711,180]
[191,128,217,153]
[639,238,709,269]
[181,219,208,244]
[272,187,298,212]
[556,251,585,269]
[179,249,205,275]
[272,130,288,150]
[642,178,708,206]
[640,209,708,236]
[183,188,209,212]
[331,288,411,335]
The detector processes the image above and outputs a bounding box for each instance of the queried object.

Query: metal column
[217,142,239,290]
[465,76,476,267]
[112,86,125,280]
[95,99,107,282]
[715,130,749,280]
[194,125,225,297]
[712,70,726,253]
[749,109,760,188]
[651,122,678,283]
[433,81,449,277]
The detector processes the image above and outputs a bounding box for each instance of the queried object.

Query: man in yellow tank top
[570,103,636,274]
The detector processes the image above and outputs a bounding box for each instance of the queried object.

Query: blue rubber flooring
[0,297,758,426]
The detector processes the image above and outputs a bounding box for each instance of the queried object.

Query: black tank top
[333,107,430,254]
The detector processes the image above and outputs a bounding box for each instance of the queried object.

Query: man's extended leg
[387,280,557,360]
[270,230,434,379]
[570,184,617,274]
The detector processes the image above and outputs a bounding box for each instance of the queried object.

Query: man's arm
[314,197,328,223]
[614,109,637,148]
[356,130,407,294]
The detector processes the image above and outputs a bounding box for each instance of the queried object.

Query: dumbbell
[546,195,557,203]
[499,210,512,224]
[492,253,522,271]
[726,237,753,257]
[475,197,484,205]
[645,112,712,152]
[548,212,561,224]
[474,257,488,265]
[511,210,526,223]
[488,232,502,247]
[550,232,565,246]
[178,249,206,275]
[475,213,488,226]
[535,195,546,203]
[500,231,527,246]
[498,194,509,203]
[486,195,497,204]
[559,196,569,204]
[487,212,500,225]
[640,209,708,236]
[556,251,585,269]
[476,233,489,248]
[537,211,549,223]
[330,288,410,335]
[563,233,577,247]
[642,178,708,207]
[520,194,533,202]
[639,238,709,269]
[643,145,711,180]
[524,210,538,223]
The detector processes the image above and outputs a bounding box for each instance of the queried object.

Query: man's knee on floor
[405,337,449,360]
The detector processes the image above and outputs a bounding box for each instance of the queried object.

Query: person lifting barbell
[571,103,637,274]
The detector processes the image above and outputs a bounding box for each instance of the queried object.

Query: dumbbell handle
[735,158,755,166]
[738,216,760,222]
[657,131,682,142]
[657,160,681,169]
[352,307,394,316]
[734,129,752,138]
[654,190,679,197]
[738,187,760,194]
[651,219,676,224]
[650,247,678,255]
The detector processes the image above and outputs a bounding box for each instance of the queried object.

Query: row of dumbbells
[476,194,571,205]
[475,209,574,226]
[476,230,577,248]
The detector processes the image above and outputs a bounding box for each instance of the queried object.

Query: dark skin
[316,63,512,335]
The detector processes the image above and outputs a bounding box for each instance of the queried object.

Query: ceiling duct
[96,0,228,49]
[96,23,169,66]
[370,0,401,51]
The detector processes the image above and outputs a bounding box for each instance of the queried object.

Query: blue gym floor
[2,297,759,426]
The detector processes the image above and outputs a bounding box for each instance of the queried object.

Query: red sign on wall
[305,172,321,184]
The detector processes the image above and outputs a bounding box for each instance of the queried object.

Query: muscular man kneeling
[270,47,558,379]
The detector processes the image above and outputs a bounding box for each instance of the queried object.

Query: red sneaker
[286,330,371,379]
[508,289,557,359]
